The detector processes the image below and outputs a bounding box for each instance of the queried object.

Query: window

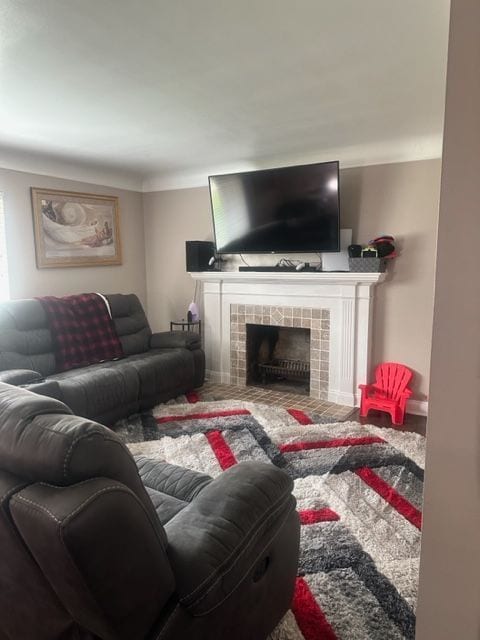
[0,193,10,300]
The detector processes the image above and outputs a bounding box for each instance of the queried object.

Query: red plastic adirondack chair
[359,362,413,425]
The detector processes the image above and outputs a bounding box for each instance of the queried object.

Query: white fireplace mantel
[191,270,385,286]
[191,270,385,407]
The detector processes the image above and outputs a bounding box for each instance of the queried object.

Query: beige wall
[143,159,441,399]
[143,186,212,330]
[341,160,441,400]
[416,0,480,638]
[0,168,146,303]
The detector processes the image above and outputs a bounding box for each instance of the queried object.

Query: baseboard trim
[205,370,224,384]
[407,399,429,416]
[353,392,428,416]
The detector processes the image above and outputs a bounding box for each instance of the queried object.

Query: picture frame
[31,187,122,268]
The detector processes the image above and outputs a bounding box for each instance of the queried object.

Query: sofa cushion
[119,348,195,399]
[49,364,140,420]
[0,299,56,376]
[137,458,213,526]
[106,294,152,356]
[23,379,62,401]
[145,488,188,525]
[136,458,212,502]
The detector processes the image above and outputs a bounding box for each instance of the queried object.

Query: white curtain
[0,194,10,301]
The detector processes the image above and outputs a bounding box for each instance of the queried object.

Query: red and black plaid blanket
[38,293,124,372]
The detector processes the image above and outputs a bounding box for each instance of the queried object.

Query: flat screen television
[208,161,340,254]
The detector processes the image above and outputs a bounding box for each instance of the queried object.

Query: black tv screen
[209,161,340,254]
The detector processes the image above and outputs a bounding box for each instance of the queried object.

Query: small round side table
[170,319,201,336]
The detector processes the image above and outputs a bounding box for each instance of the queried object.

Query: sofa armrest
[150,331,201,351]
[359,383,385,397]
[165,461,298,616]
[0,369,44,385]
[11,478,175,640]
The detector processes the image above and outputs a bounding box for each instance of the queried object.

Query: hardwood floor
[197,383,427,436]
[350,408,427,436]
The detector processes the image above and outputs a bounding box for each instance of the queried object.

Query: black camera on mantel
[348,244,362,258]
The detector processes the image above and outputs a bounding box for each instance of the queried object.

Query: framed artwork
[31,187,122,268]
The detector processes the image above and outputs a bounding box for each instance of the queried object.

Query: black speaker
[185,241,215,272]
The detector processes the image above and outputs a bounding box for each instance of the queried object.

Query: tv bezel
[208,160,340,255]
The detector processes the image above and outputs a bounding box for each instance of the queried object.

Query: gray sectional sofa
[0,382,299,640]
[0,294,205,425]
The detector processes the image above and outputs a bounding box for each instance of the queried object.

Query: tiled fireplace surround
[230,304,330,399]
[191,272,385,407]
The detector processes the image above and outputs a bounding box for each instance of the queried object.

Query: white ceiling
[0,0,450,191]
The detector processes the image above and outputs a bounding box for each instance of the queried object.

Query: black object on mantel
[239,266,320,272]
[348,244,362,258]
[185,241,215,271]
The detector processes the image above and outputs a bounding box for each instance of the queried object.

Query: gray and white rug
[114,398,425,640]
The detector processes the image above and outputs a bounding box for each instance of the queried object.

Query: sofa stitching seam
[63,433,94,480]
[15,495,62,523]
[63,433,144,482]
[62,486,128,524]
[15,485,134,525]
[61,483,171,556]
[38,478,99,490]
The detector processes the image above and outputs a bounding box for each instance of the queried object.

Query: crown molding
[142,134,443,193]
[0,147,143,192]
[0,134,443,194]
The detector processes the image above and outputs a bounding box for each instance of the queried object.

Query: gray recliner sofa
[0,294,205,425]
[0,383,300,640]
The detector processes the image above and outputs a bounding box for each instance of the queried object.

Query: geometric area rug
[113,395,425,640]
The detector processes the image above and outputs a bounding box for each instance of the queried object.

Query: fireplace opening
[246,324,310,395]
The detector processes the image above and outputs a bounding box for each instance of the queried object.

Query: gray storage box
[348,257,387,273]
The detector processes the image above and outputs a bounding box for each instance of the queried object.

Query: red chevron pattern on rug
[205,429,238,469]
[298,509,340,525]
[279,435,386,452]
[293,577,338,640]
[115,399,425,640]
[355,466,422,530]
